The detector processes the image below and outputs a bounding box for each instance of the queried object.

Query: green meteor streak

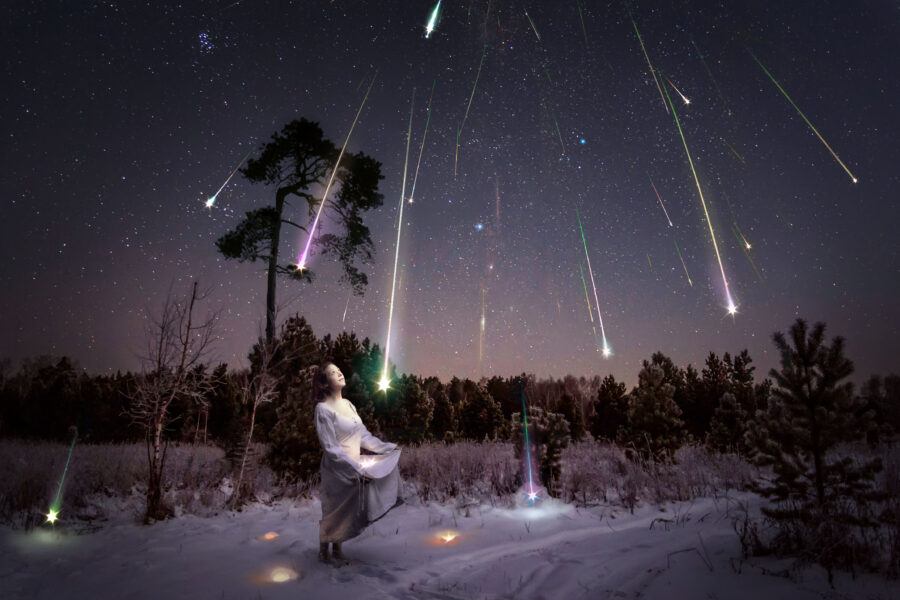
[578,262,594,322]
[632,19,668,114]
[408,80,436,203]
[673,238,693,287]
[662,73,737,315]
[425,1,441,38]
[551,108,566,155]
[747,48,857,183]
[48,427,78,523]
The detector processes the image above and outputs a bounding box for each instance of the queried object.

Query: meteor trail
[205,149,253,208]
[673,238,693,287]
[298,73,378,270]
[551,107,566,155]
[733,224,764,282]
[662,74,737,316]
[455,46,487,179]
[666,77,691,105]
[380,90,416,391]
[575,204,611,357]
[721,136,747,166]
[647,172,673,227]
[632,19,668,114]
[478,287,486,374]
[48,427,78,523]
[342,291,351,327]
[576,0,588,46]
[748,48,857,184]
[409,80,436,204]
[524,9,541,42]
[425,1,441,38]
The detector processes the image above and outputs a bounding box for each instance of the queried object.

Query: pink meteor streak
[297,73,378,270]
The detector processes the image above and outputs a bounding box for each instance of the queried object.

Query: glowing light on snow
[260,532,279,541]
[439,531,458,543]
[269,567,298,583]
[46,509,59,524]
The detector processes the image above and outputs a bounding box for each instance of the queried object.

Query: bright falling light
[632,19,668,114]
[575,204,612,358]
[204,149,252,209]
[425,1,441,38]
[747,48,858,184]
[663,74,737,316]
[297,73,378,270]
[527,490,539,502]
[46,509,59,524]
[380,90,416,392]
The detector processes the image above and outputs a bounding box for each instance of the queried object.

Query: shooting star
[673,238,693,287]
[647,172,673,227]
[575,204,612,357]
[666,77,691,105]
[748,48,857,183]
[380,90,416,391]
[425,1,441,38]
[298,73,378,270]
[663,74,737,316]
[455,46,487,179]
[205,149,253,208]
[409,80,436,204]
[632,19,668,114]
[524,9,541,42]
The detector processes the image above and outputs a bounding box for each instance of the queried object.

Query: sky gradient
[3,1,898,386]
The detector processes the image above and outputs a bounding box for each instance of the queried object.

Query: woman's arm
[350,403,398,453]
[315,404,365,476]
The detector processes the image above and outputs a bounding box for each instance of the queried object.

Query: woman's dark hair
[311,362,338,401]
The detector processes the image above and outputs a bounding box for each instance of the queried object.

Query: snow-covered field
[2,493,897,600]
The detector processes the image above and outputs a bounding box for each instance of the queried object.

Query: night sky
[3,1,898,385]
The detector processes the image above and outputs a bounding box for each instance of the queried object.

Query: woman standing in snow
[313,362,402,565]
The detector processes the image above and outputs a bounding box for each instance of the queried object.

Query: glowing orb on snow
[439,531,458,543]
[46,509,59,524]
[260,532,279,541]
[269,567,298,583]
[427,530,461,546]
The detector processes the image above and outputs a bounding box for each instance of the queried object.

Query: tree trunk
[146,419,164,522]
[265,189,288,342]
[232,401,259,509]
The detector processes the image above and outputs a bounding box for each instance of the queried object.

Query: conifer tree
[618,364,687,461]
[745,319,884,575]
[706,392,750,454]
[590,374,627,441]
[458,385,504,440]
[557,392,586,441]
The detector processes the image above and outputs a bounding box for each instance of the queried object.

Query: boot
[331,542,349,565]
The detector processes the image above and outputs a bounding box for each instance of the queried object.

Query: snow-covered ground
[2,493,896,600]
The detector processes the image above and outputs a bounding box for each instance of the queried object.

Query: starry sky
[3,1,898,385]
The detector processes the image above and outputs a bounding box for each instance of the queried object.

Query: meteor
[409,80,436,204]
[721,136,747,167]
[748,48,857,184]
[380,90,416,392]
[578,263,601,352]
[298,73,378,270]
[673,238,693,287]
[478,287,486,374]
[341,291,351,327]
[524,9,541,42]
[576,0,588,46]
[666,77,691,105]
[575,204,611,357]
[48,427,78,524]
[632,19,668,114]
[205,149,253,208]
[733,224,764,282]
[647,172,673,227]
[551,107,566,155]
[455,46,487,179]
[520,389,539,504]
[646,252,652,269]
[425,1,441,38]
[662,75,737,316]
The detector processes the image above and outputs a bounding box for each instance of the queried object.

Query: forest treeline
[2,315,897,462]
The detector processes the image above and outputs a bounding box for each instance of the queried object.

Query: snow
[1,494,896,600]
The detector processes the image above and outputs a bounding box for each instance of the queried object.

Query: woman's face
[324,364,345,391]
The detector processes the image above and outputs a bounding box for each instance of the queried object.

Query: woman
[313,362,402,565]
